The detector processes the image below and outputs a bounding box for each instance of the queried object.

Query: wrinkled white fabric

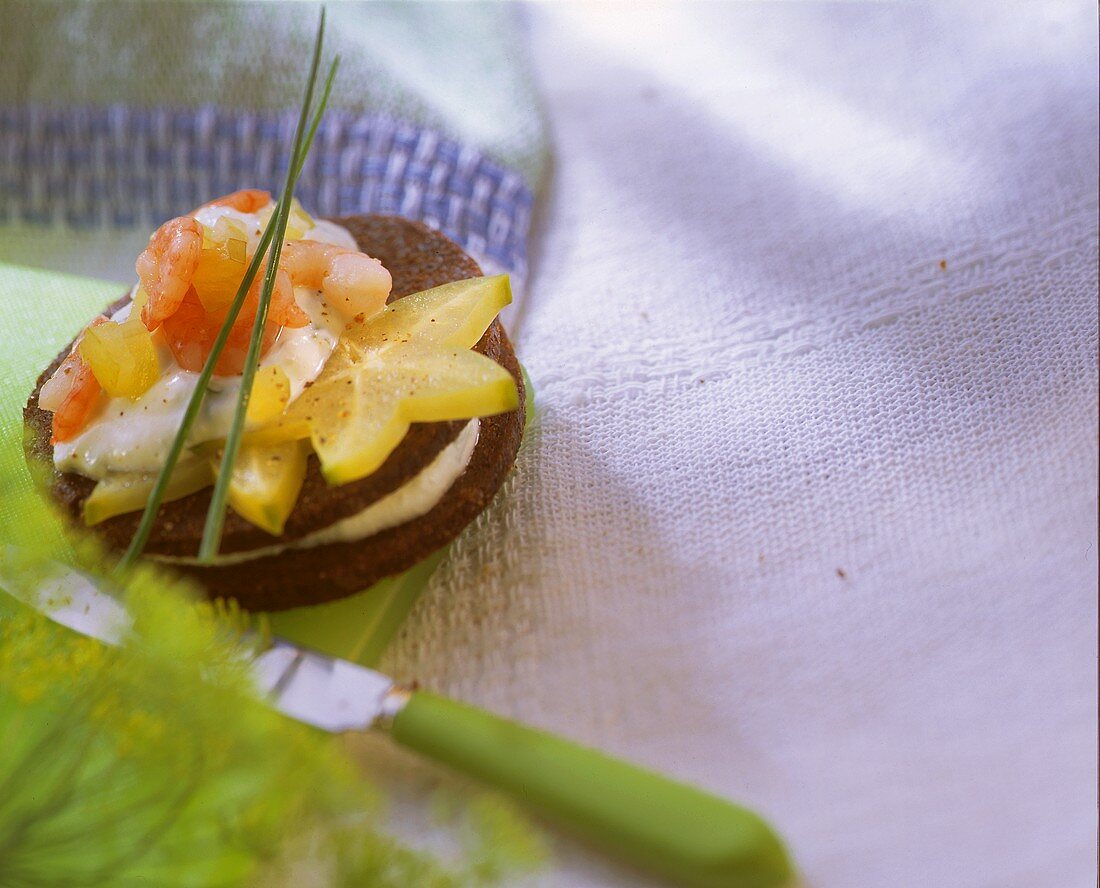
[375,4,1098,887]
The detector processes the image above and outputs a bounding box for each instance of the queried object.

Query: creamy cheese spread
[54,290,341,478]
[53,210,359,479]
[152,419,480,566]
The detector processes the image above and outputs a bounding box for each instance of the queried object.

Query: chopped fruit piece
[246,275,518,484]
[201,215,249,249]
[213,440,308,536]
[258,198,314,241]
[246,365,292,427]
[43,316,109,443]
[83,455,213,526]
[78,317,159,400]
[192,235,249,314]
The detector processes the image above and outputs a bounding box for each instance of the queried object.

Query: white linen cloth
[371,4,1099,887]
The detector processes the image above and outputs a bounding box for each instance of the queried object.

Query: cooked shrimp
[162,287,279,376]
[136,216,203,331]
[280,240,391,322]
[193,189,272,216]
[254,267,310,328]
[160,289,209,373]
[42,317,108,443]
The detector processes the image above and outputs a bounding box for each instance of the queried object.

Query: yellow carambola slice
[247,275,519,484]
[82,275,517,530]
[83,440,308,537]
[83,456,213,526]
[213,440,309,536]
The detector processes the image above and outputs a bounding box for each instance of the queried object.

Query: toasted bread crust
[24,215,524,610]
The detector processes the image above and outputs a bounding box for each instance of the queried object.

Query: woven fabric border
[0,105,533,277]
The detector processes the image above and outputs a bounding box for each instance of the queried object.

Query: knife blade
[1,557,794,888]
[11,559,398,734]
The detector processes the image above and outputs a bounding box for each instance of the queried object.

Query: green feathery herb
[0,457,545,887]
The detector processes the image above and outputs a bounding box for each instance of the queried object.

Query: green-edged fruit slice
[247,275,518,484]
[83,456,213,526]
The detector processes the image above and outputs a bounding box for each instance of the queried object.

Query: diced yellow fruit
[131,287,150,319]
[226,237,247,263]
[83,456,213,526]
[258,198,313,241]
[192,237,248,314]
[213,440,308,536]
[202,215,249,249]
[246,365,291,428]
[245,275,518,484]
[78,318,160,400]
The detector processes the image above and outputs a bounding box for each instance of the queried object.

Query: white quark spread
[302,218,359,251]
[152,419,480,566]
[54,211,359,480]
[53,292,341,478]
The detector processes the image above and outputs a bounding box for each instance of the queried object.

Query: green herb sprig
[117,11,338,571]
[199,31,338,561]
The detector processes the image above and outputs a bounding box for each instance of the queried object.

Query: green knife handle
[389,691,794,888]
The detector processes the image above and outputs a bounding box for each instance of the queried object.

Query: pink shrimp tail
[253,268,310,328]
[49,316,109,444]
[193,189,272,215]
[137,216,203,330]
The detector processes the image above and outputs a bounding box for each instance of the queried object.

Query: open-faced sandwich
[23,190,524,611]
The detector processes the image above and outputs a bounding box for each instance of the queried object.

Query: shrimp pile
[136,189,390,371]
[40,189,394,442]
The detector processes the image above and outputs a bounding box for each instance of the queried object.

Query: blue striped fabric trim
[0,105,533,276]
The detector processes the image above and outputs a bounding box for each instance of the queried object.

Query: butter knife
[5,562,794,888]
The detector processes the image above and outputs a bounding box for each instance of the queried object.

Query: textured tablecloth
[373,4,1099,887]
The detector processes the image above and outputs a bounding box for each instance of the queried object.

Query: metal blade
[0,554,128,645]
[253,640,393,733]
[2,556,393,734]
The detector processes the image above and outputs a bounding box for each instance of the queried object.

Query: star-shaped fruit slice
[247,275,519,485]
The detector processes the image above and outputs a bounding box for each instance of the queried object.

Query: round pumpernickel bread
[24,215,525,611]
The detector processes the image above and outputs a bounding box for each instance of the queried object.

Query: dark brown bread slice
[24,215,525,610]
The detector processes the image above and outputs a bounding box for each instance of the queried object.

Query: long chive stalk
[115,221,278,573]
[117,11,337,571]
[197,21,338,561]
